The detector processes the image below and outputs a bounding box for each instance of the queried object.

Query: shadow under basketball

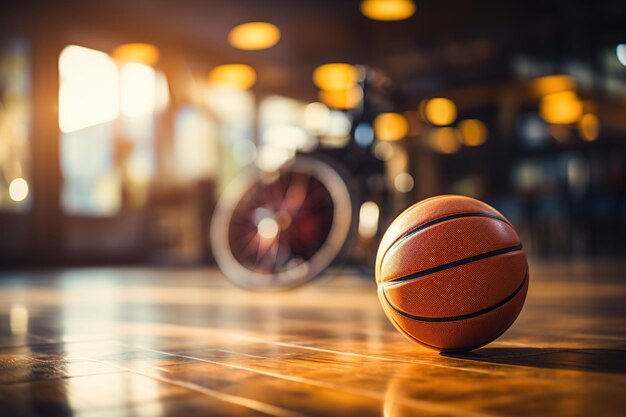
[444,347,626,374]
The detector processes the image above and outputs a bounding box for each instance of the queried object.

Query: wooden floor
[0,262,625,417]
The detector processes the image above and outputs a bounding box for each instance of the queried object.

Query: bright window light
[120,63,156,117]
[59,45,119,133]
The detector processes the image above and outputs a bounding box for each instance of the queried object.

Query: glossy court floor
[0,262,625,417]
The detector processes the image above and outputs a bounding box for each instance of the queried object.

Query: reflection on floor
[0,262,625,416]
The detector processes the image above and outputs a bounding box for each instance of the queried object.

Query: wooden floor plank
[0,262,625,416]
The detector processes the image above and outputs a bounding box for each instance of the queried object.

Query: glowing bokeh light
[424,98,457,126]
[373,141,394,160]
[360,0,416,21]
[258,217,280,239]
[539,91,583,124]
[228,22,281,50]
[373,112,409,141]
[112,43,159,66]
[304,102,331,134]
[616,44,626,67]
[313,63,359,91]
[354,123,374,147]
[9,178,29,202]
[578,113,599,141]
[326,110,353,140]
[263,125,313,150]
[394,173,414,193]
[208,64,256,90]
[458,119,488,146]
[358,201,380,238]
[257,146,293,172]
[319,85,362,109]
[428,127,461,154]
[531,75,575,97]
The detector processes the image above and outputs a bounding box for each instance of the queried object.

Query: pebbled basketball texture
[375,195,529,352]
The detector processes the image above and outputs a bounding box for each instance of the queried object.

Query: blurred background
[1,0,626,271]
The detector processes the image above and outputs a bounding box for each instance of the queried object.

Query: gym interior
[1,1,625,416]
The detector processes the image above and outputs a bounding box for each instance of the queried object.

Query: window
[0,38,32,212]
[59,44,168,215]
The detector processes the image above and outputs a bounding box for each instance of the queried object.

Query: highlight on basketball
[1,1,625,416]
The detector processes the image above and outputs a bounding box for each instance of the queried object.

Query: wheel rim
[211,156,352,290]
[228,170,336,274]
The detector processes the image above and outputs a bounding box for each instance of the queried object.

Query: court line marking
[116,342,498,417]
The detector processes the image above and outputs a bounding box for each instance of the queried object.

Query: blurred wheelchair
[210,68,398,290]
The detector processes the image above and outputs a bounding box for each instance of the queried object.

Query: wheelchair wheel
[210,155,353,290]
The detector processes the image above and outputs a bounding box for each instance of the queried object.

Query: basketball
[375,195,529,352]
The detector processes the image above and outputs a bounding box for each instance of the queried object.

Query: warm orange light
[360,0,416,21]
[458,119,488,146]
[228,22,281,50]
[424,98,457,126]
[313,63,359,91]
[428,127,461,154]
[539,91,583,124]
[531,75,575,96]
[112,43,159,66]
[578,113,599,141]
[208,64,256,90]
[374,113,409,141]
[319,85,362,109]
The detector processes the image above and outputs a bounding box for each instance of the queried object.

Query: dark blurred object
[144,180,216,265]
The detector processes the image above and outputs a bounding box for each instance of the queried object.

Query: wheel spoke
[283,173,311,213]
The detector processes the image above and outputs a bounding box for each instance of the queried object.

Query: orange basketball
[376,195,528,352]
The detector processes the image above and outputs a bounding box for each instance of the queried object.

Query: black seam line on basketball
[378,212,512,281]
[380,243,523,287]
[375,196,446,279]
[386,212,511,259]
[382,269,528,323]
